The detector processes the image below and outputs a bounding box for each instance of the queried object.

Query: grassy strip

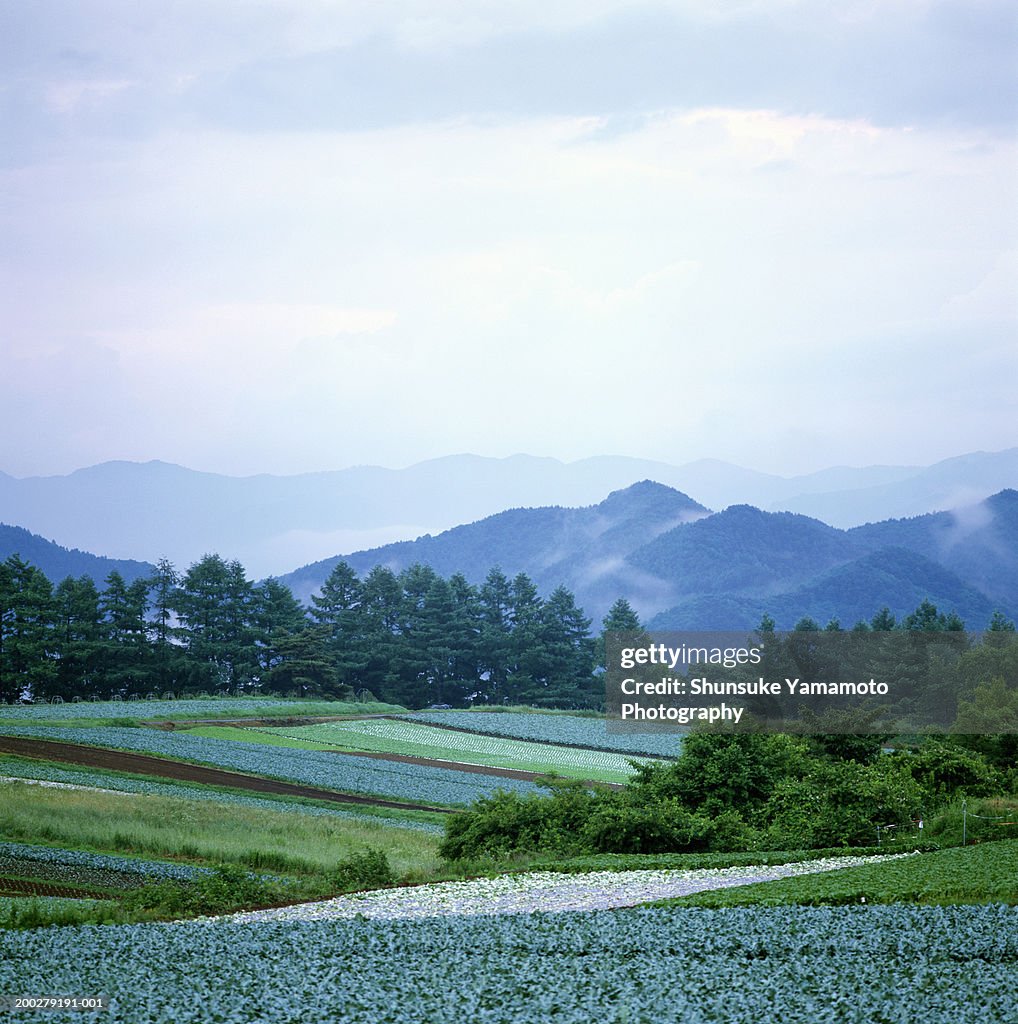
[0,782,442,880]
[511,847,899,875]
[654,839,1018,907]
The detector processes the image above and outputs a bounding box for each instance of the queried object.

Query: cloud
[2,4,1014,477]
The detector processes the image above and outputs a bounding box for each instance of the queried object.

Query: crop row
[0,724,538,806]
[0,697,379,721]
[3,905,1015,1023]
[0,841,208,887]
[665,839,1018,907]
[264,719,653,776]
[0,762,443,834]
[400,711,684,758]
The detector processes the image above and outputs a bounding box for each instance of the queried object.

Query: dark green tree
[0,556,55,703]
[52,575,103,700]
[310,561,366,687]
[477,567,513,701]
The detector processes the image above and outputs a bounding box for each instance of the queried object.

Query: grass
[0,782,442,880]
[655,838,1018,907]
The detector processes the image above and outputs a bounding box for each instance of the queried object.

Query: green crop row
[659,839,1018,907]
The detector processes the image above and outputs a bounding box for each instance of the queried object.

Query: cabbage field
[260,718,656,782]
[0,764,443,833]
[401,710,684,758]
[3,905,1014,1023]
[0,697,398,722]
[0,724,538,806]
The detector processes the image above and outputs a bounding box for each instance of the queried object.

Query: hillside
[0,523,154,586]
[646,547,1001,631]
[281,481,709,614]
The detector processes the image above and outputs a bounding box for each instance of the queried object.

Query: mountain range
[1,448,1015,579]
[1,451,1015,632]
[278,485,1018,631]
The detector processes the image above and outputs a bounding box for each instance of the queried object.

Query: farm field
[401,709,684,758]
[660,838,1018,907]
[248,718,656,783]
[0,756,445,832]
[4,697,1017,1022]
[0,780,442,877]
[0,724,541,806]
[3,904,1014,1023]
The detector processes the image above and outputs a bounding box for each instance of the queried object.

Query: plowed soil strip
[0,877,113,900]
[0,737,454,814]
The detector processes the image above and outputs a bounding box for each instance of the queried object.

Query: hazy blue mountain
[646,548,1002,632]
[281,481,709,616]
[280,484,1017,629]
[0,523,155,586]
[771,449,1018,527]
[0,448,1013,579]
[626,505,866,597]
[849,488,1018,606]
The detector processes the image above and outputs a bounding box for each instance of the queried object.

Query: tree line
[2,547,1013,713]
[0,554,627,708]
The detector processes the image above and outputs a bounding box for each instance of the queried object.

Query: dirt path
[0,737,455,815]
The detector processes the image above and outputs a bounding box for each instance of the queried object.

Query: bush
[439,781,601,860]
[764,759,923,849]
[331,848,395,891]
[119,865,283,918]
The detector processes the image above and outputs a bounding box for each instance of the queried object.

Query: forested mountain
[850,489,1018,606]
[773,449,1018,526]
[0,523,154,586]
[284,486,1018,629]
[646,548,1000,630]
[281,481,709,616]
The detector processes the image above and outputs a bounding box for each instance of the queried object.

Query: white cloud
[2,88,1014,475]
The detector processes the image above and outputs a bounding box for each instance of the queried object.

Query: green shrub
[331,848,395,891]
[119,865,283,917]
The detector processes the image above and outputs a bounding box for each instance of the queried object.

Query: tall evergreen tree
[144,558,186,692]
[52,575,103,700]
[0,556,55,702]
[99,571,150,696]
[478,567,513,701]
[253,578,308,684]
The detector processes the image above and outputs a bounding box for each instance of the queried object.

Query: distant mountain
[281,481,709,616]
[281,485,1018,630]
[0,523,155,587]
[626,505,866,597]
[646,548,1000,631]
[850,489,1018,607]
[1,448,1013,578]
[772,449,1018,527]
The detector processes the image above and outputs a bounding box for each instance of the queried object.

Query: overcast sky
[2,1,1016,479]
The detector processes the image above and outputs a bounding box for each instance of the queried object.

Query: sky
[2,0,1016,480]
